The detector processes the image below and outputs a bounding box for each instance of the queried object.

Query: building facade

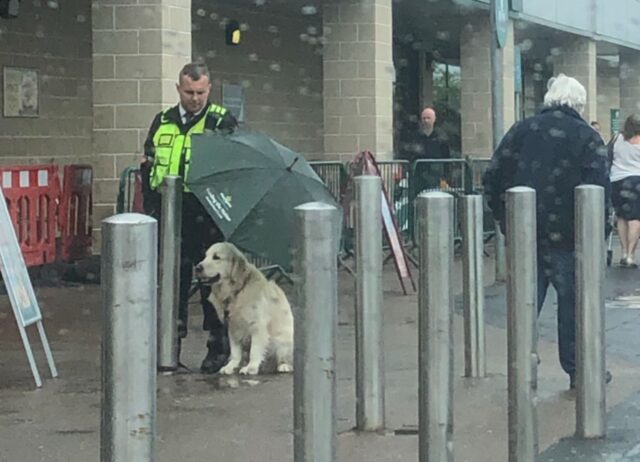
[0,0,639,249]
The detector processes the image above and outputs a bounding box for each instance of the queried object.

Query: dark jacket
[140,102,238,216]
[142,103,238,160]
[400,128,450,162]
[483,105,610,251]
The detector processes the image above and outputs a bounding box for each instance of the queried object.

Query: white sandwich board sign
[0,186,57,387]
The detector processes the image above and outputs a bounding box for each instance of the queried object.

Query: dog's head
[195,242,248,285]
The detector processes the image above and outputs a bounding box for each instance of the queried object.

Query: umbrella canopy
[187,131,342,271]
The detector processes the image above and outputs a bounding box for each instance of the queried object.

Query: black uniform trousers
[179,193,225,350]
[142,164,226,355]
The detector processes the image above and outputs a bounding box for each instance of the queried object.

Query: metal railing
[309,161,346,202]
[378,160,411,243]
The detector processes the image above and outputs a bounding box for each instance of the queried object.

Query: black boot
[569,370,612,389]
[200,336,228,374]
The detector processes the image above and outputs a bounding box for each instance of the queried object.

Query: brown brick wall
[192,1,324,159]
[0,0,92,166]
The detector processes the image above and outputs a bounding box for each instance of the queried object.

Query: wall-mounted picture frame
[3,67,39,118]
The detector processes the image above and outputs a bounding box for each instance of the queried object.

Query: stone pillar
[597,62,620,140]
[552,36,597,122]
[523,70,539,118]
[419,52,434,108]
[323,0,394,162]
[619,47,640,124]
[460,16,515,158]
[92,0,191,248]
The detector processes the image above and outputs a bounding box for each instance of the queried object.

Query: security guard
[141,62,237,373]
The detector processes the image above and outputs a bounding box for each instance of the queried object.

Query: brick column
[323,0,394,162]
[92,0,191,248]
[619,47,640,124]
[460,17,515,158]
[597,63,620,139]
[552,36,597,122]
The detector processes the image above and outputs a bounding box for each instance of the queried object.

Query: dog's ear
[228,246,248,284]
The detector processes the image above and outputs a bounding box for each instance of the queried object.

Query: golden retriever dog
[195,242,294,375]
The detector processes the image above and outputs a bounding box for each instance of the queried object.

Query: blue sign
[514,45,523,93]
[493,0,509,48]
[0,187,42,326]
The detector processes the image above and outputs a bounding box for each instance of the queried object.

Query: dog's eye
[212,254,221,260]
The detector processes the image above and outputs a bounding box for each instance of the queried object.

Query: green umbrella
[187,131,342,271]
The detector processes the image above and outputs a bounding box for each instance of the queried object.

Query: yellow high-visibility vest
[149,104,227,190]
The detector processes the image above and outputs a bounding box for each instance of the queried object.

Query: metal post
[491,0,507,283]
[495,224,507,282]
[461,195,486,378]
[354,175,385,431]
[417,192,454,462]
[575,185,606,439]
[491,0,505,149]
[101,213,157,462]
[293,202,339,462]
[506,187,538,461]
[158,175,182,371]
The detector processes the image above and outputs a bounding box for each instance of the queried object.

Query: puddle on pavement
[156,372,272,397]
[607,287,640,308]
[607,293,640,310]
[54,429,96,435]
[0,407,19,416]
[194,375,266,390]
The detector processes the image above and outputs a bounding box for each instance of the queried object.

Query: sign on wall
[3,67,39,118]
[611,109,620,135]
[222,83,245,122]
[0,186,57,387]
[492,0,509,48]
[514,45,523,93]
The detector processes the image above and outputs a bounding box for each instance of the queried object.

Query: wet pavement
[0,249,640,461]
[534,265,640,461]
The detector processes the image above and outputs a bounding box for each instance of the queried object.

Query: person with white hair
[483,73,611,390]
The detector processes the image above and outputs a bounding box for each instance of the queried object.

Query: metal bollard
[101,213,157,462]
[293,202,340,462]
[354,175,385,431]
[417,192,454,462]
[491,0,507,284]
[460,195,486,378]
[575,185,606,439]
[158,175,182,371]
[505,187,538,461]
[495,222,507,282]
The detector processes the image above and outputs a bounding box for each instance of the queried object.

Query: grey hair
[543,74,587,114]
[178,62,210,83]
[622,114,640,140]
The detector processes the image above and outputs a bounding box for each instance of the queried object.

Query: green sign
[493,0,509,48]
[611,109,620,135]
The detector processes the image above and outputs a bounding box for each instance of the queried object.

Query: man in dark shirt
[414,106,450,160]
[401,106,451,191]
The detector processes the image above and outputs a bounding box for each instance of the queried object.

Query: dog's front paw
[239,364,259,375]
[277,363,293,373]
[219,363,238,375]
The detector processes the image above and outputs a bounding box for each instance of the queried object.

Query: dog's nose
[195,264,203,274]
